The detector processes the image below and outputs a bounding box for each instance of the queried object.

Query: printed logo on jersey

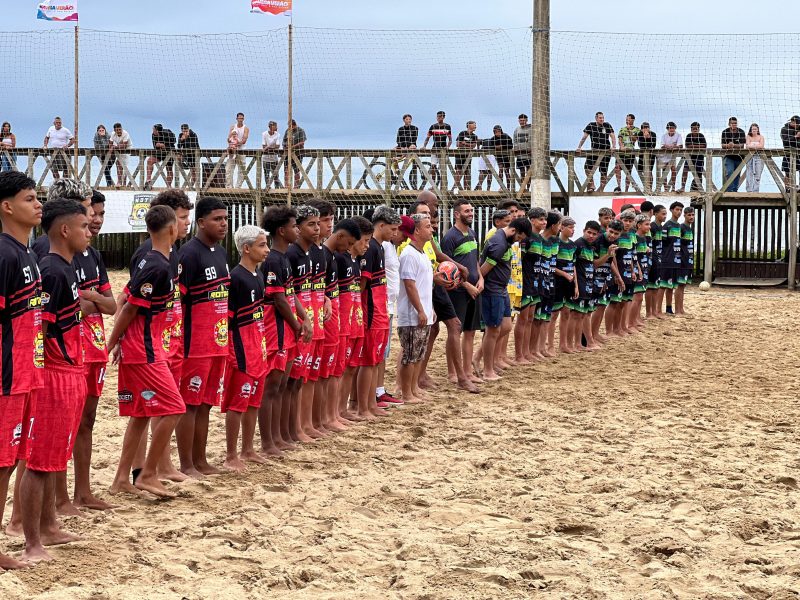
[317,310,324,329]
[33,331,44,368]
[28,295,42,310]
[141,390,156,401]
[140,282,153,297]
[118,390,134,404]
[12,422,22,446]
[172,319,182,339]
[266,271,277,284]
[209,284,229,301]
[41,292,50,306]
[305,305,314,324]
[355,306,363,326]
[240,382,252,399]
[88,321,106,350]
[162,327,171,352]
[188,376,202,393]
[214,318,228,346]
[261,336,267,361]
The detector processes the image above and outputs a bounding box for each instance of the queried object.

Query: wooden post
[703,192,713,284]
[73,25,79,177]
[254,150,263,223]
[789,151,797,290]
[531,0,550,209]
[286,23,293,206]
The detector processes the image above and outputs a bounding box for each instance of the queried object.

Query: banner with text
[37,2,78,21]
[100,191,196,235]
[568,195,691,231]
[251,0,291,16]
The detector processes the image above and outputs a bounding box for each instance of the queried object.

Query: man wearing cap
[177,123,200,187]
[780,115,800,188]
[423,111,452,187]
[514,114,532,189]
[658,122,682,193]
[721,117,745,192]
[637,122,657,193]
[485,125,514,189]
[577,112,616,193]
[680,122,706,193]
[145,123,176,189]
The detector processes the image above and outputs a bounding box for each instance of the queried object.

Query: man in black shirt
[422,111,451,186]
[681,121,707,192]
[637,121,657,193]
[145,124,176,190]
[486,125,514,189]
[576,111,616,192]
[454,121,479,191]
[780,115,800,188]
[721,117,745,192]
[395,114,420,190]
[177,123,200,187]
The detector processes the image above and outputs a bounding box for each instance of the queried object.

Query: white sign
[568,195,690,231]
[100,190,196,234]
[37,2,78,21]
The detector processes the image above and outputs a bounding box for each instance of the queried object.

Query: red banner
[251,0,291,16]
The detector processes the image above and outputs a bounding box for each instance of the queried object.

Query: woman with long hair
[745,123,765,192]
[94,123,114,186]
[0,122,16,172]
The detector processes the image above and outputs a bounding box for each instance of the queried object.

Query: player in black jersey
[569,221,601,352]
[552,217,577,353]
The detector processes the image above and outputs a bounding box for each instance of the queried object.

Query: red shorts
[355,328,388,367]
[168,354,183,389]
[118,361,186,418]
[221,367,266,413]
[290,339,322,382]
[28,368,86,472]
[0,393,32,467]
[332,336,349,378]
[318,342,339,379]
[85,362,107,398]
[180,356,227,407]
[266,346,293,375]
[16,390,36,462]
[347,336,363,368]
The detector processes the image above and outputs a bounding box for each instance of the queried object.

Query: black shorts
[619,155,636,173]
[448,290,481,332]
[496,155,511,169]
[154,151,174,167]
[684,155,705,175]
[455,157,471,170]
[554,278,573,306]
[648,264,660,284]
[516,157,531,169]
[432,285,458,322]
[783,156,800,175]
[585,153,611,175]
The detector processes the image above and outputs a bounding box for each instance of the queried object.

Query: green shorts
[567,298,594,314]
[520,295,540,309]
[634,283,647,293]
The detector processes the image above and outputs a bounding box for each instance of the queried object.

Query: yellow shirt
[484,227,522,303]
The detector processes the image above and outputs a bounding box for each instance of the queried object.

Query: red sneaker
[378,392,404,405]
[376,400,392,409]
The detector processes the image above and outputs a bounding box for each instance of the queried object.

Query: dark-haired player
[320,219,360,430]
[0,172,43,570]
[553,217,577,353]
[175,197,230,477]
[568,220,600,351]
[632,214,651,330]
[259,207,310,455]
[648,204,667,319]
[56,190,117,515]
[676,206,695,315]
[31,178,92,261]
[661,201,684,315]
[591,220,623,343]
[606,210,636,337]
[516,207,545,363]
[21,198,90,563]
[536,211,561,357]
[108,205,185,499]
[221,225,269,472]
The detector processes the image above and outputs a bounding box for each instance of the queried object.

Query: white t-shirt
[659,132,683,163]
[382,240,400,316]
[110,130,131,149]
[46,126,72,148]
[261,131,281,161]
[397,243,434,327]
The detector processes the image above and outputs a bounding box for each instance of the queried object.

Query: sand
[2,274,800,599]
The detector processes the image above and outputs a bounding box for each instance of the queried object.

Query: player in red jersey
[175,196,230,477]
[285,205,321,442]
[356,206,400,420]
[20,198,90,563]
[333,216,373,425]
[259,206,311,455]
[54,191,117,516]
[126,190,194,484]
[0,172,43,570]
[222,225,269,471]
[318,217,360,432]
[107,205,185,499]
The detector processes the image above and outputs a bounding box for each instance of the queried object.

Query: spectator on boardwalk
[454,120,479,191]
[615,113,639,192]
[657,121,682,193]
[486,125,514,189]
[177,123,200,187]
[110,122,132,188]
[261,120,282,189]
[514,114,532,189]
[637,121,657,193]
[395,114,420,189]
[0,121,16,172]
[226,112,250,188]
[94,124,114,187]
[422,111,452,187]
[145,123,176,190]
[474,130,496,191]
[576,111,615,192]
[680,121,707,193]
[283,119,307,189]
[43,116,74,180]
[745,123,765,193]
[781,115,800,189]
[721,116,746,192]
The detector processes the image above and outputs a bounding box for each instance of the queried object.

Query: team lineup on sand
[0,167,700,572]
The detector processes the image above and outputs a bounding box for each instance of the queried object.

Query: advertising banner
[100,190,196,234]
[251,0,291,16]
[37,2,78,21]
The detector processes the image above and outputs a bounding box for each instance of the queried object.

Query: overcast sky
[2,0,798,160]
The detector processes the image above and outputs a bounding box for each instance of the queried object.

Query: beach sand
[2,275,799,599]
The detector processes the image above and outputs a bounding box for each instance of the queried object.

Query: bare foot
[41,528,82,546]
[371,408,390,418]
[158,467,189,483]
[293,431,315,443]
[179,466,206,480]
[260,445,283,457]
[561,346,576,354]
[0,552,30,570]
[496,360,511,370]
[196,463,223,476]
[4,522,22,537]
[514,356,532,365]
[74,495,118,511]
[21,546,53,564]
[469,374,483,384]
[457,380,480,394]
[447,374,458,384]
[483,371,502,381]
[223,457,247,472]
[109,480,150,497]
[56,501,87,518]
[134,474,177,499]
[471,359,483,378]
[242,450,268,464]
[306,428,326,439]
[275,438,295,450]
[358,412,378,421]
[326,421,347,433]
[418,377,436,390]
[404,396,424,404]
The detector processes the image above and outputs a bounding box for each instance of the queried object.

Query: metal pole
[531,0,550,209]
[286,22,294,206]
[74,25,79,176]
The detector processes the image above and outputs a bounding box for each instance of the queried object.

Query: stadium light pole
[531,0,550,209]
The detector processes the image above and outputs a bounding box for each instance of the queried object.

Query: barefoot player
[661,201,684,315]
[222,225,270,472]
[553,217,577,353]
[21,198,90,563]
[0,172,43,570]
[108,205,185,499]
[568,220,601,351]
[649,204,667,319]
[175,196,230,476]
[517,207,545,363]
[677,206,695,315]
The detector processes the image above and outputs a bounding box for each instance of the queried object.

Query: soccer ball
[699,281,711,291]
[436,260,462,286]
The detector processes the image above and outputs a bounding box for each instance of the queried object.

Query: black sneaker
[613,187,621,192]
